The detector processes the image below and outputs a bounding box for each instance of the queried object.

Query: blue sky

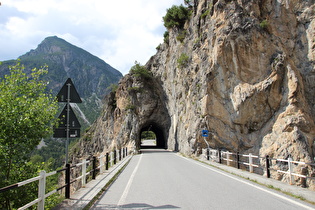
[0,0,183,75]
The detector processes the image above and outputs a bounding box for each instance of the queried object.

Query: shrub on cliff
[130,61,152,80]
[164,31,169,44]
[177,53,190,69]
[163,5,190,29]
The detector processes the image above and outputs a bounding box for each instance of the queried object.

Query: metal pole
[236,152,240,169]
[106,152,109,170]
[114,150,116,165]
[203,137,210,160]
[65,163,70,199]
[266,155,270,178]
[92,156,97,179]
[66,83,71,165]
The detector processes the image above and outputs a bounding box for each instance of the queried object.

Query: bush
[201,9,210,19]
[177,53,190,69]
[259,20,268,29]
[125,104,136,111]
[164,31,169,44]
[176,30,187,43]
[156,44,161,51]
[129,61,152,80]
[108,83,118,93]
[163,5,190,29]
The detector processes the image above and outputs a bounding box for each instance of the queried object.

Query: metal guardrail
[0,147,129,210]
[204,148,315,187]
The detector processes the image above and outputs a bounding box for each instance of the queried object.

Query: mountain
[0,36,123,126]
[73,0,315,189]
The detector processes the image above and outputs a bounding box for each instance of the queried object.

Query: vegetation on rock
[177,53,190,69]
[163,5,191,29]
[130,61,152,80]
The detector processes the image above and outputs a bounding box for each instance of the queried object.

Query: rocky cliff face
[75,0,315,188]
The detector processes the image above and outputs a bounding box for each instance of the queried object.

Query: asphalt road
[91,149,315,210]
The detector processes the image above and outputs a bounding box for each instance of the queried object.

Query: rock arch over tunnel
[138,122,167,149]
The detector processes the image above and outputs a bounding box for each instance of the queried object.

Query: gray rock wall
[73,0,315,189]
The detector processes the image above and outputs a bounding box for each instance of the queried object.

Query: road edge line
[82,156,133,210]
[176,153,315,209]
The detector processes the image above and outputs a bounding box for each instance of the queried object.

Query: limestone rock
[74,0,315,188]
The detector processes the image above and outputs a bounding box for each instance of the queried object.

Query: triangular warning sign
[56,104,81,129]
[56,78,82,103]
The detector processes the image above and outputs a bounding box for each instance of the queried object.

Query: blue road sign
[202,130,209,137]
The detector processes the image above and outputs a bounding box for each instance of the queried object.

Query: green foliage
[0,62,58,209]
[125,104,136,111]
[156,44,161,51]
[260,20,268,29]
[129,61,152,80]
[128,86,142,93]
[201,9,210,19]
[0,151,63,209]
[163,31,170,44]
[163,5,190,29]
[184,0,194,6]
[177,53,190,69]
[176,30,187,43]
[108,83,118,94]
[31,138,66,169]
[141,131,156,140]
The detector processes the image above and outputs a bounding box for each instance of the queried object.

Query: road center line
[117,154,143,206]
[178,154,314,210]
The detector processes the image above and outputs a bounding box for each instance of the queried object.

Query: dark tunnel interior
[139,122,167,149]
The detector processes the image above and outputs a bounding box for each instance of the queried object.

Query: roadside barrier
[204,148,315,187]
[0,147,129,210]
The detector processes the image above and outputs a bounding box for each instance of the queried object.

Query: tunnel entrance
[141,131,157,147]
[139,122,167,149]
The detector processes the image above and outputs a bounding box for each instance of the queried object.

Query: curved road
[91,149,314,210]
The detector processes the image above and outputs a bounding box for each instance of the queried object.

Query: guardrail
[204,148,315,187]
[0,147,130,210]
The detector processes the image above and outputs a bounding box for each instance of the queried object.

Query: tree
[163,4,190,29]
[129,61,152,80]
[0,62,58,209]
[184,0,193,6]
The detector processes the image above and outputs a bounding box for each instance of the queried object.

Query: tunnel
[138,121,167,149]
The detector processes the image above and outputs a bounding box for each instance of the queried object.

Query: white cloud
[0,0,183,74]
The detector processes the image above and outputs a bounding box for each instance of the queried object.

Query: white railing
[0,147,130,210]
[202,148,315,187]
[241,153,259,173]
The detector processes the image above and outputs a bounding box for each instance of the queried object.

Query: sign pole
[66,83,71,165]
[202,129,210,160]
[54,78,82,165]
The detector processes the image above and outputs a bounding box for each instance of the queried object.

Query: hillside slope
[0,36,122,125]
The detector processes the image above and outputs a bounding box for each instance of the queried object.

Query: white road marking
[117,154,143,206]
[179,155,314,210]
